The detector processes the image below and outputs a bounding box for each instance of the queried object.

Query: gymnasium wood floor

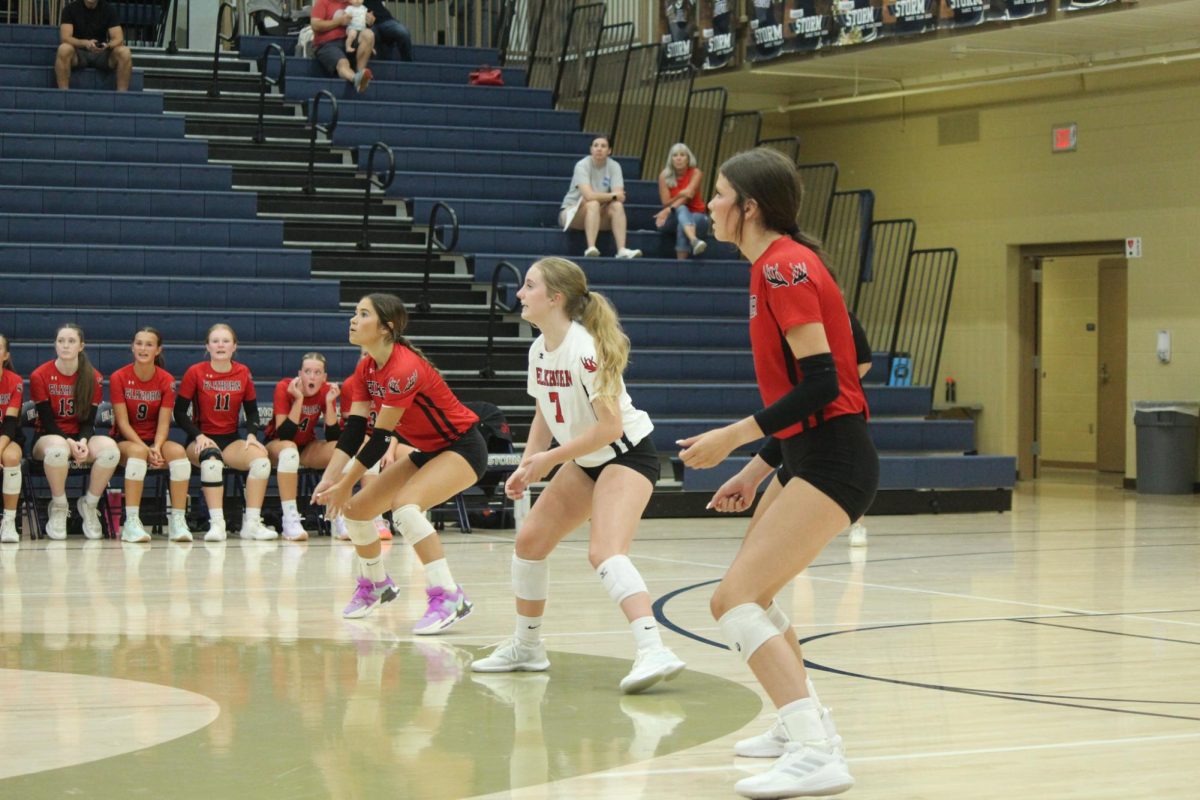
[1,469,1197,799]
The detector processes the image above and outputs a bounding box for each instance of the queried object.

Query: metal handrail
[166,0,181,54]
[208,1,240,99]
[253,44,287,145]
[358,142,396,250]
[479,260,523,379]
[416,202,460,314]
[304,90,338,195]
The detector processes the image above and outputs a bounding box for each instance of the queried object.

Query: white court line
[586,731,1200,779]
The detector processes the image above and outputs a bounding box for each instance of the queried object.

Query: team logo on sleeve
[764,263,789,288]
[750,294,758,318]
[400,370,418,395]
[581,356,598,373]
[790,262,810,284]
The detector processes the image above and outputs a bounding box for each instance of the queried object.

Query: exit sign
[1052,123,1077,153]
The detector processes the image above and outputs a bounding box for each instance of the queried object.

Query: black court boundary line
[653,580,1200,722]
[1012,617,1200,647]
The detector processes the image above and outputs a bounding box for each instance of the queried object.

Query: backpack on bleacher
[295,26,314,58]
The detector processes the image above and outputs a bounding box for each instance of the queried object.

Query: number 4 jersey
[526,321,653,468]
[109,364,177,442]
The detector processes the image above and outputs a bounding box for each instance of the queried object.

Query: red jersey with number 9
[30,360,104,436]
[108,364,176,443]
[345,345,477,452]
[178,361,256,436]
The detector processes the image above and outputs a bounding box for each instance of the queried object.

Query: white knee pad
[42,446,69,468]
[393,503,434,547]
[2,466,20,495]
[596,554,647,605]
[276,447,300,474]
[767,601,791,634]
[344,516,378,546]
[247,457,271,480]
[512,555,549,601]
[200,457,224,487]
[718,603,780,662]
[124,457,148,482]
[168,458,191,482]
[94,446,121,469]
[365,462,380,476]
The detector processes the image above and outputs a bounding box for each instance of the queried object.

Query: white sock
[631,616,664,652]
[2,509,14,521]
[245,506,262,523]
[84,492,101,506]
[362,555,386,583]
[171,508,187,520]
[778,697,826,744]
[209,508,224,524]
[50,495,67,508]
[125,506,140,523]
[281,500,299,518]
[516,614,543,645]
[424,558,456,590]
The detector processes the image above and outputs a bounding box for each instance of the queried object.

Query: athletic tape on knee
[276,447,300,474]
[596,554,648,605]
[344,516,378,546]
[393,503,434,547]
[124,457,147,482]
[200,456,224,487]
[168,458,191,482]
[2,466,20,495]
[512,555,549,601]
[766,601,791,634]
[247,457,271,480]
[718,603,779,662]
[94,447,120,469]
[43,446,69,468]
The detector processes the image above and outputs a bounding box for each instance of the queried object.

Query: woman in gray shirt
[559,136,642,259]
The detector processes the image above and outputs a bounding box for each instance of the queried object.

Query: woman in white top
[471,256,685,694]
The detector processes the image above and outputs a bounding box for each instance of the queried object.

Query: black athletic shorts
[408,425,488,481]
[198,433,242,452]
[777,413,878,521]
[577,435,661,487]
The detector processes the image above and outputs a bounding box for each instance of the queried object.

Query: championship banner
[746,0,787,62]
[833,0,884,46]
[884,0,937,35]
[785,0,834,53]
[937,0,989,28]
[999,0,1047,20]
[660,0,697,71]
[701,0,737,71]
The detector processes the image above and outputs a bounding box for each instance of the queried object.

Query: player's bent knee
[718,603,778,662]
[199,448,224,487]
[512,555,548,601]
[124,457,147,482]
[42,446,69,468]
[766,601,791,634]
[276,446,300,474]
[343,516,378,546]
[2,466,20,495]
[93,446,120,469]
[596,554,647,605]
[247,457,271,480]
[168,458,191,482]
[393,503,434,547]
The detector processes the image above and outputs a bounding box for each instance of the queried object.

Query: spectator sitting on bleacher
[364,0,413,62]
[30,324,121,541]
[560,135,642,260]
[0,334,24,544]
[342,0,369,55]
[655,143,709,260]
[311,0,375,93]
[55,0,134,92]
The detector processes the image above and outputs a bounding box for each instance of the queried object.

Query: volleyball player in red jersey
[109,327,192,544]
[175,323,277,542]
[264,352,340,541]
[313,293,487,632]
[29,324,121,540]
[329,369,404,542]
[678,148,879,799]
[0,334,24,543]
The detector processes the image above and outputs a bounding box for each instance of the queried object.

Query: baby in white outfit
[342,0,368,53]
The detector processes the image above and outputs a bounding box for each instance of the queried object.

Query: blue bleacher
[0,243,310,278]
[0,158,233,190]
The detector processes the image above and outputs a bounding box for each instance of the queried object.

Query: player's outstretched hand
[677,426,738,469]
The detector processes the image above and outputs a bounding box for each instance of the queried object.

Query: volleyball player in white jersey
[471,256,686,694]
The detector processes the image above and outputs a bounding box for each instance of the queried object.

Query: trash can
[1133,402,1200,494]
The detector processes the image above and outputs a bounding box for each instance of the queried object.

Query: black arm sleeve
[848,311,872,367]
[242,398,260,438]
[334,414,368,458]
[173,396,203,439]
[325,421,342,441]
[355,429,393,470]
[77,404,97,439]
[1,415,17,440]
[752,352,840,437]
[36,400,69,438]
[275,418,299,441]
[757,436,783,469]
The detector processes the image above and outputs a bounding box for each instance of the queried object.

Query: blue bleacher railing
[253,44,287,145]
[304,89,338,195]
[479,260,523,380]
[208,1,240,98]
[358,141,396,250]
[416,202,460,314]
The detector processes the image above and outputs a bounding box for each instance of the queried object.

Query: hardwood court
[1,471,1197,799]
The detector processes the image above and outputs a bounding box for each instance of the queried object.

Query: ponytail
[74,350,96,412]
[0,333,13,372]
[579,290,630,406]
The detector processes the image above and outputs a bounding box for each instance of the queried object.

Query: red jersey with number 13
[178,361,256,436]
[29,361,104,436]
[109,364,176,442]
[347,345,477,451]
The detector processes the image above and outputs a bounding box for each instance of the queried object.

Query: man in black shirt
[55,0,134,91]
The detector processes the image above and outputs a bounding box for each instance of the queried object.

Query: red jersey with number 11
[178,361,256,436]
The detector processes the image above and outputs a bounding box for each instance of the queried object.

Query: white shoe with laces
[619,646,686,694]
[0,516,18,543]
[470,636,550,673]
[736,707,845,759]
[168,514,193,542]
[615,247,642,259]
[583,245,601,258]
[848,522,867,547]
[120,517,151,543]
[204,519,227,542]
[281,513,308,541]
[239,517,278,541]
[77,496,103,539]
[691,238,707,256]
[734,739,854,799]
